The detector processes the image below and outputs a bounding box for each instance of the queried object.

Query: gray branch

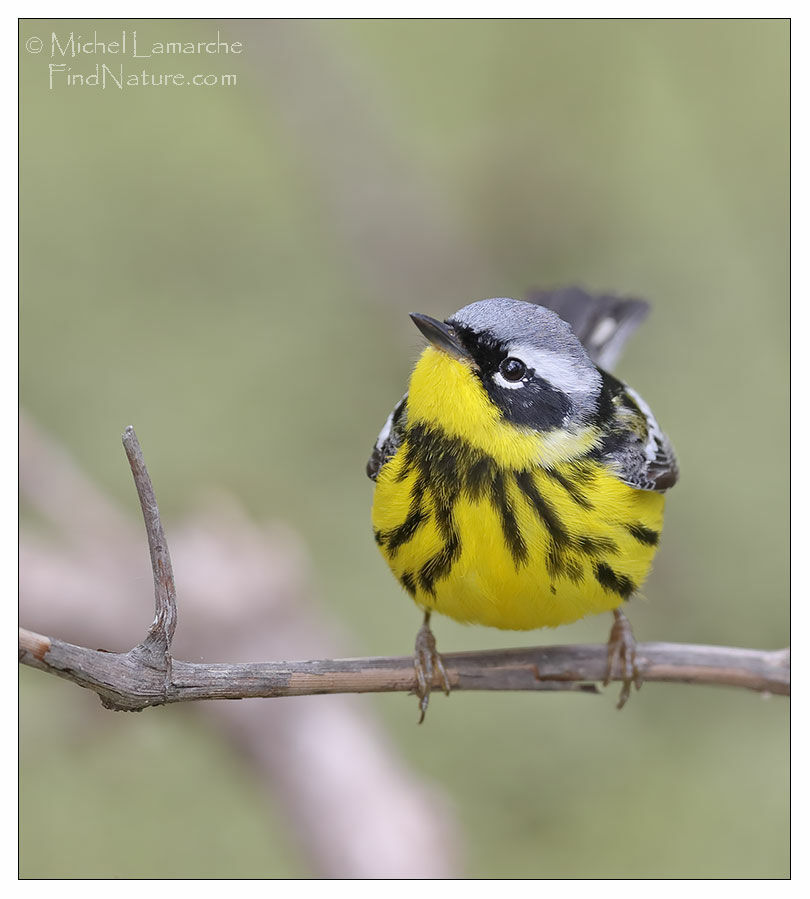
[19,425,790,713]
[121,426,177,687]
[19,415,461,876]
[18,627,790,712]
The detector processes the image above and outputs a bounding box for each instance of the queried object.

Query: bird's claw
[604,608,643,709]
[414,615,450,724]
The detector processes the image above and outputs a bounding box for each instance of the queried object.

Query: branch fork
[121,426,177,699]
[18,427,790,712]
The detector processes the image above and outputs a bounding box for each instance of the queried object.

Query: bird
[367,287,678,721]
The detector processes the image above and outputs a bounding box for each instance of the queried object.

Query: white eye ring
[493,371,526,390]
[494,356,527,389]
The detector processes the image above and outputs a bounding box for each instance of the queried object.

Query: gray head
[410,297,603,431]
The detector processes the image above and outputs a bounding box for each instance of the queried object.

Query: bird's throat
[406,347,599,469]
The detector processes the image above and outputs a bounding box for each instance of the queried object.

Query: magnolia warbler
[367,288,677,720]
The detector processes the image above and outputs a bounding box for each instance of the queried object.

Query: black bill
[409,313,470,360]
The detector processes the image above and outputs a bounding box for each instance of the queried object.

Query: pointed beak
[410,313,470,361]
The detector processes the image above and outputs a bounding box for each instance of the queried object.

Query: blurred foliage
[20,19,787,877]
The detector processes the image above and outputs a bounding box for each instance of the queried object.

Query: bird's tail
[525,286,650,372]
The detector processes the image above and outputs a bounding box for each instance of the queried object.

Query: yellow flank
[371,347,666,631]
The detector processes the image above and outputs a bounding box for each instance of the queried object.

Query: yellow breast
[371,347,666,630]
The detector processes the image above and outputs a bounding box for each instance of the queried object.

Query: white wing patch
[624,385,665,462]
[374,407,396,451]
[367,394,408,481]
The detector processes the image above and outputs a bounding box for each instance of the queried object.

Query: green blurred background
[20,19,788,878]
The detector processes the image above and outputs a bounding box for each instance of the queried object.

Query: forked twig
[122,426,177,666]
[18,427,790,712]
[18,626,789,712]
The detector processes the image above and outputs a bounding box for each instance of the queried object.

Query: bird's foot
[413,612,451,724]
[603,608,643,709]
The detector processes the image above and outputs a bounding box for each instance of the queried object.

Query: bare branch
[19,626,789,712]
[20,423,790,716]
[121,426,177,684]
[21,416,461,876]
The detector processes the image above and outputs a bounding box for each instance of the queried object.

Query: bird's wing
[366,394,408,481]
[526,286,650,372]
[595,371,679,492]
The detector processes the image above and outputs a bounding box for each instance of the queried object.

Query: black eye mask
[450,321,574,430]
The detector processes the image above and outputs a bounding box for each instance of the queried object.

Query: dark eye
[499,357,526,382]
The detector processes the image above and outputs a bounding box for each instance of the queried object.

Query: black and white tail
[526,286,650,372]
